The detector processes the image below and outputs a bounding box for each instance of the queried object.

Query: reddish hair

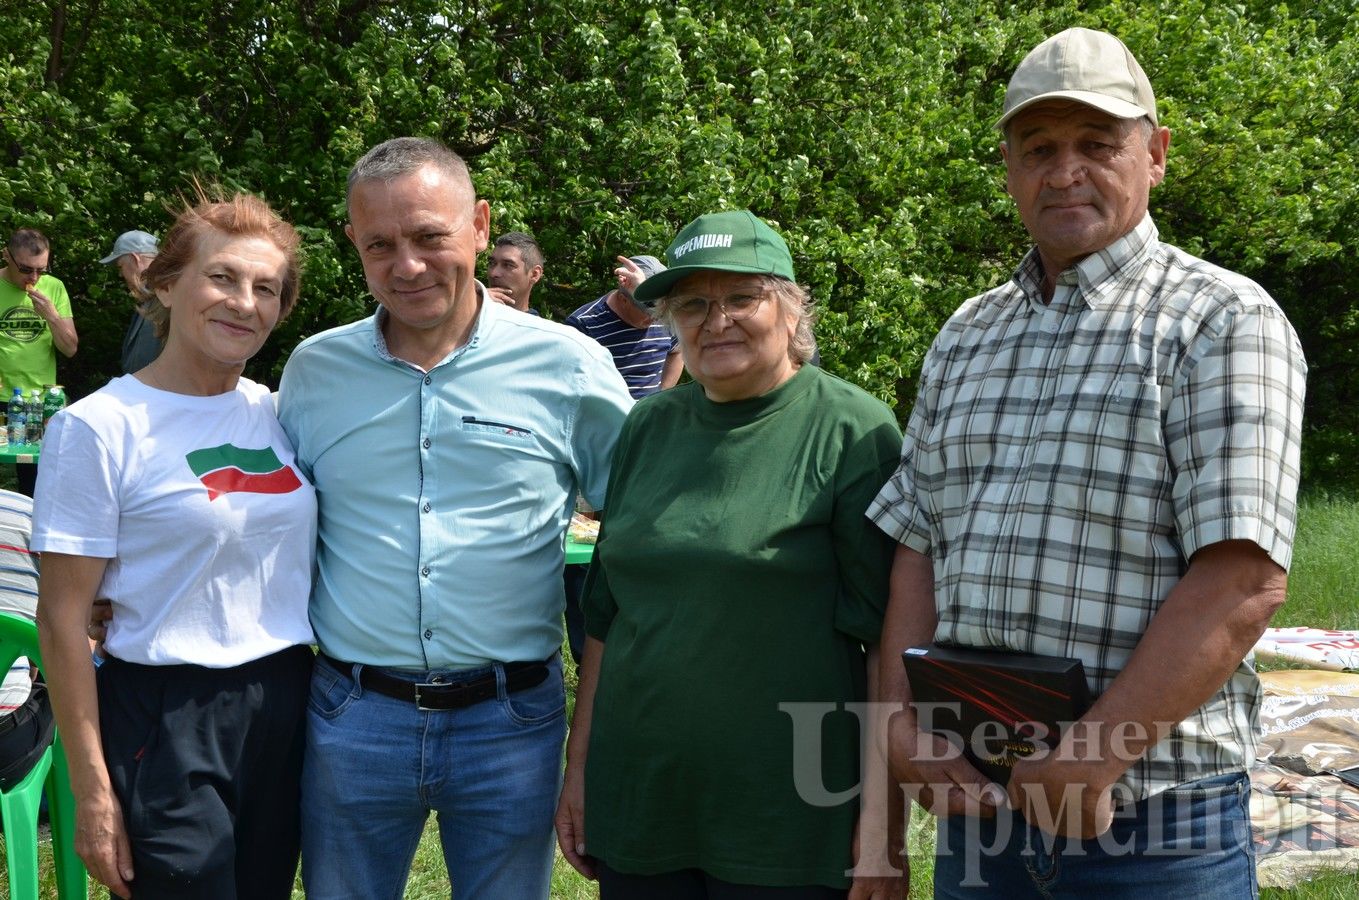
[142,188,301,339]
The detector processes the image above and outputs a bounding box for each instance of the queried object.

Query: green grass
[9,488,1359,898]
[1277,493,1359,632]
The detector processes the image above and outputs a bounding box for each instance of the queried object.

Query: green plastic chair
[0,612,87,899]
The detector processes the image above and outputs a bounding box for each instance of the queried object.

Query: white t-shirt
[33,376,316,667]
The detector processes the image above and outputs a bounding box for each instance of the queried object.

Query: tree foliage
[4,1,1357,481]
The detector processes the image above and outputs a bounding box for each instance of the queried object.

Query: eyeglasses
[3,250,47,278]
[667,291,768,328]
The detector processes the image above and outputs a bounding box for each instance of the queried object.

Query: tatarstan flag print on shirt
[185,444,303,501]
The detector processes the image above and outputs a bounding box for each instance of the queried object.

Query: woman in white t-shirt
[33,192,316,900]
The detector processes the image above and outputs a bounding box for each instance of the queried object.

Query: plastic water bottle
[7,388,27,446]
[24,389,42,445]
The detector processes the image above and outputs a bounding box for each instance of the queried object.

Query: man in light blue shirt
[278,137,633,899]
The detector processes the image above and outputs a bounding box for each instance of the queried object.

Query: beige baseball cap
[997,27,1157,131]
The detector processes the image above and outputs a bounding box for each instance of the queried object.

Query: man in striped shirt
[0,488,55,791]
[870,28,1305,896]
[557,255,682,664]
[564,255,683,400]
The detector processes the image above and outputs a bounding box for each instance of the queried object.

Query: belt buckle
[414,679,465,711]
[414,681,441,711]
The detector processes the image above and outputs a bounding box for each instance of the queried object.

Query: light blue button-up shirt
[278,288,633,669]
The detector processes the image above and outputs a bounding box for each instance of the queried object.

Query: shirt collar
[1011,215,1159,311]
[368,282,494,370]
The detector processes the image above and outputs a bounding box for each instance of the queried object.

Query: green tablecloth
[0,443,39,465]
[565,536,594,565]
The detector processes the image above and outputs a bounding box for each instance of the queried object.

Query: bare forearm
[24,289,77,357]
[855,646,910,889]
[1080,540,1286,777]
[565,636,604,765]
[861,644,901,831]
[1006,541,1286,836]
[49,316,78,357]
[37,603,109,798]
[876,545,937,714]
[876,543,999,814]
[36,554,111,798]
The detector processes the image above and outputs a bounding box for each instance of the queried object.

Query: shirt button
[423,502,432,513]
[421,566,431,576]
[423,437,431,449]
[424,629,433,640]
[424,375,432,385]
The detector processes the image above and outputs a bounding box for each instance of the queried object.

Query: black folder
[902,644,1092,785]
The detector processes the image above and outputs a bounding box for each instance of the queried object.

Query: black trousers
[563,563,588,664]
[13,462,36,498]
[98,645,313,900]
[0,681,55,791]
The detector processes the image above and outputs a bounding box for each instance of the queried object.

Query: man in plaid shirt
[868,28,1306,897]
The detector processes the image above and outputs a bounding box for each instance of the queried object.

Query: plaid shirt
[869,216,1306,799]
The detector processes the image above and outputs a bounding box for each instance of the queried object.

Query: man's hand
[25,285,78,356]
[88,597,111,646]
[848,790,908,899]
[554,757,594,879]
[613,256,648,296]
[486,286,517,308]
[1006,721,1121,839]
[75,787,135,898]
[26,286,58,320]
[890,715,1004,819]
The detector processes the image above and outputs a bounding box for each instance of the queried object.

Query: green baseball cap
[632,210,796,306]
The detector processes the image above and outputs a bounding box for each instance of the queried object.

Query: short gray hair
[346,137,473,208]
[655,274,817,364]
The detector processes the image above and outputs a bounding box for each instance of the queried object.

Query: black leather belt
[318,653,550,711]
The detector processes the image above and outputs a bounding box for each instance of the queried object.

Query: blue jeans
[934,771,1256,898]
[300,654,566,900]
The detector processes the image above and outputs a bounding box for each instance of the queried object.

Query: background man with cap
[0,489,56,794]
[564,254,683,399]
[558,253,681,665]
[486,230,545,314]
[99,230,163,373]
[2,227,77,495]
[869,27,1305,895]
